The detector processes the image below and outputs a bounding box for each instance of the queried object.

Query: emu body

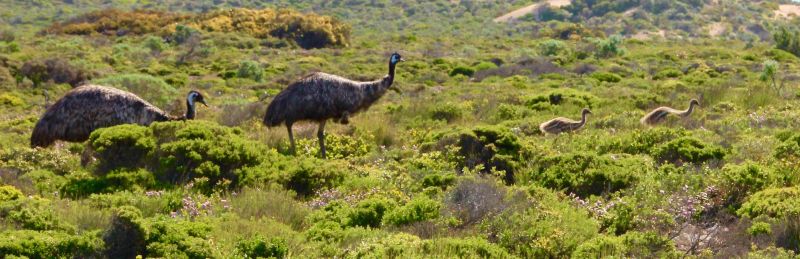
[640,99,700,126]
[539,108,592,135]
[264,53,404,158]
[31,84,206,147]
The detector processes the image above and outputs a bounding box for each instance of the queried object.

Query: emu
[539,108,592,135]
[640,99,700,126]
[263,52,405,158]
[31,84,207,147]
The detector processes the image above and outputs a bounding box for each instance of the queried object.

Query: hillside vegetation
[3,0,800,257]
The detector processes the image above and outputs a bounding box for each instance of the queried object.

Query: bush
[473,61,498,71]
[721,162,776,207]
[146,217,214,258]
[445,178,508,226]
[92,74,178,108]
[654,68,683,80]
[449,66,475,77]
[261,158,349,197]
[739,187,800,219]
[530,153,647,197]
[590,71,621,83]
[89,124,156,173]
[236,235,288,259]
[430,103,464,122]
[597,128,687,155]
[539,39,567,56]
[593,35,624,57]
[383,196,441,226]
[0,230,103,258]
[0,185,23,202]
[347,198,396,228]
[20,58,91,87]
[237,60,264,82]
[572,231,677,258]
[103,206,147,258]
[422,174,456,190]
[651,137,725,164]
[773,26,800,57]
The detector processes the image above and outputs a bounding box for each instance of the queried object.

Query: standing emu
[31,84,207,147]
[640,99,700,126]
[539,108,592,135]
[263,52,405,158]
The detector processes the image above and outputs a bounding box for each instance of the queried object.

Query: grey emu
[539,108,592,135]
[31,84,207,147]
[640,99,700,126]
[263,52,405,158]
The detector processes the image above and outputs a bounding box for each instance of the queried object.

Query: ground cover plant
[3,0,800,257]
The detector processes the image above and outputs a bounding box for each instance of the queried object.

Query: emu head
[390,52,405,65]
[689,99,700,108]
[187,90,208,107]
[581,108,592,116]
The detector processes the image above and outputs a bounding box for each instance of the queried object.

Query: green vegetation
[2,0,800,257]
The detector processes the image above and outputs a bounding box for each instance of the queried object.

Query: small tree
[760,59,782,95]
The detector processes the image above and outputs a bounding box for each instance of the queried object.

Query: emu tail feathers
[263,95,288,127]
[30,121,56,147]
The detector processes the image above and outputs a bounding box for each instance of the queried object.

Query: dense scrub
[2,0,800,257]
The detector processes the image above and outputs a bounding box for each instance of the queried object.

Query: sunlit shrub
[651,137,725,164]
[597,128,686,155]
[89,124,156,173]
[0,185,23,201]
[236,235,288,259]
[383,196,441,226]
[237,60,264,82]
[721,162,777,207]
[739,187,800,219]
[529,153,647,197]
[0,230,103,258]
[449,66,475,77]
[347,198,396,228]
[572,231,676,258]
[146,217,214,258]
[430,103,464,122]
[590,71,621,83]
[92,74,178,108]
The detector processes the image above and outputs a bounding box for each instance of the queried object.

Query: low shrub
[449,66,475,77]
[236,235,288,259]
[0,185,23,201]
[597,128,687,155]
[739,187,800,219]
[430,103,464,123]
[0,230,103,258]
[721,162,777,207]
[89,125,156,173]
[347,198,396,228]
[20,58,91,87]
[651,137,725,164]
[103,206,147,258]
[590,71,621,83]
[530,153,647,197]
[572,231,677,258]
[383,196,441,226]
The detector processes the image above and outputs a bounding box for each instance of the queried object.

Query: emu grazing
[640,99,700,126]
[539,108,592,135]
[264,52,405,158]
[31,84,207,147]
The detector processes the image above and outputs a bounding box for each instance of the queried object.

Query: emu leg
[318,120,327,158]
[286,122,296,155]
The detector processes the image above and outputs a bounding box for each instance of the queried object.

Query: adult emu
[31,84,207,147]
[264,52,405,158]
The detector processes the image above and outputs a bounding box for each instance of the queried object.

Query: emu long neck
[680,103,695,117]
[358,61,397,108]
[579,112,588,128]
[185,99,196,119]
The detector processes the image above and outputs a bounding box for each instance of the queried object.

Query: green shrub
[0,185,23,201]
[739,187,800,219]
[421,237,515,258]
[449,66,475,77]
[103,206,147,258]
[237,60,264,82]
[590,71,621,83]
[430,103,464,122]
[92,74,177,108]
[260,158,348,197]
[593,35,624,57]
[530,153,647,197]
[383,196,441,226]
[651,137,725,164]
[0,230,103,258]
[572,231,676,258]
[146,217,214,258]
[236,235,288,259]
[721,162,776,206]
[598,128,687,155]
[421,174,456,190]
[539,39,567,56]
[653,68,683,80]
[347,198,396,228]
[89,124,156,173]
[773,26,800,57]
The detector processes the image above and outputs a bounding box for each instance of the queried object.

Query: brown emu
[31,84,207,147]
[263,52,405,158]
[640,99,700,126]
[539,108,592,135]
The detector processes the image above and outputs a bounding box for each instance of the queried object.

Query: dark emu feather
[263,52,404,158]
[31,84,207,147]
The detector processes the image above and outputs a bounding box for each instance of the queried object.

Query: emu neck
[185,99,196,120]
[579,112,588,128]
[680,103,695,117]
[385,61,397,87]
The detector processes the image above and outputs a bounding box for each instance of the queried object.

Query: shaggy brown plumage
[539,108,592,135]
[264,52,404,158]
[640,99,700,126]
[31,84,207,147]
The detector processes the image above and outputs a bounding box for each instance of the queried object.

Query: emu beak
[199,100,208,107]
[400,58,406,62]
